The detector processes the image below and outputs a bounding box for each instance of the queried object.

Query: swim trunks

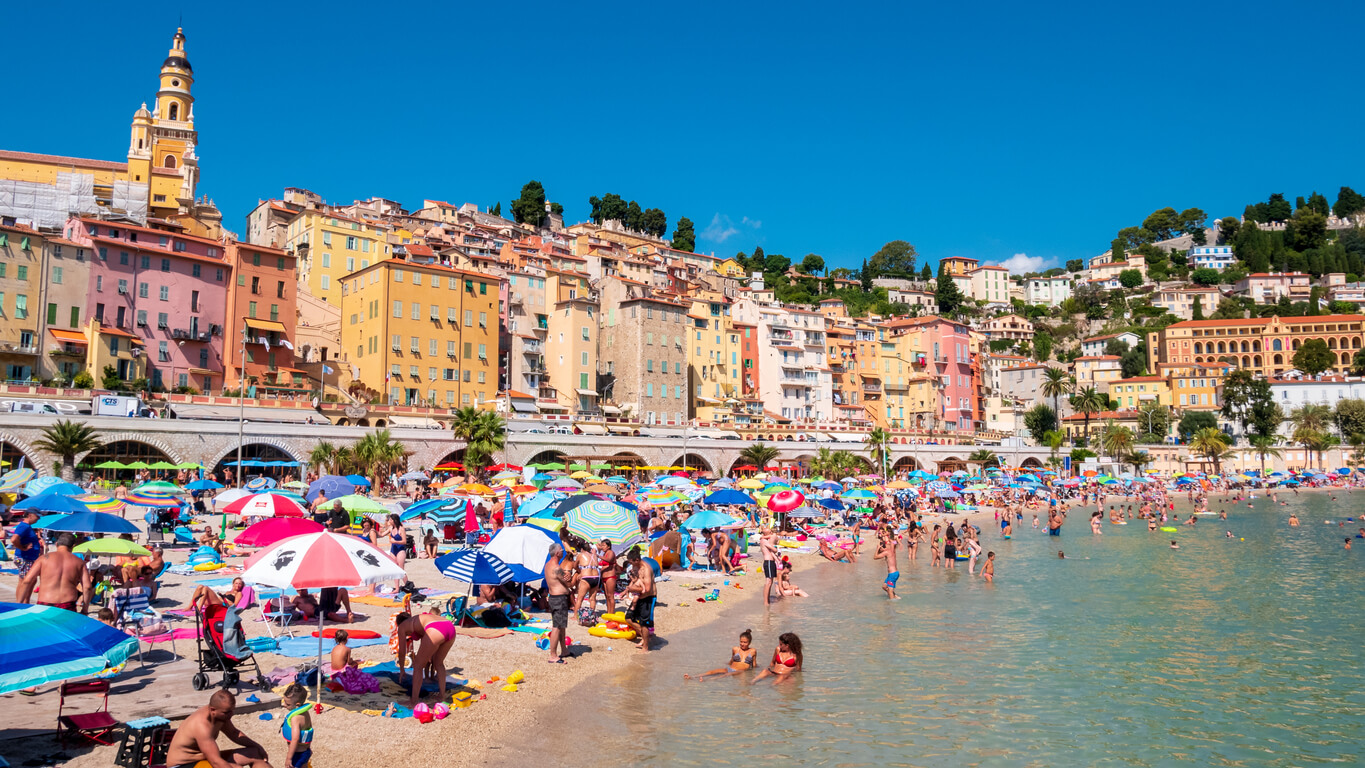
[626,595,656,629]
[38,600,78,611]
[1048,528,1061,536]
[884,571,900,588]
[547,594,570,630]
[762,560,778,578]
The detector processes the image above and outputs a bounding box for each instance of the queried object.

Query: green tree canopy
[1033,331,1054,361]
[1142,207,1181,241]
[1292,338,1335,376]
[672,216,695,252]
[1334,186,1365,219]
[799,253,826,275]
[935,262,965,314]
[1024,403,1058,443]
[1118,269,1143,288]
[1191,267,1221,286]
[1333,398,1365,440]
[869,241,917,278]
[1177,410,1218,439]
[1066,259,1084,272]
[641,207,668,238]
[510,180,548,227]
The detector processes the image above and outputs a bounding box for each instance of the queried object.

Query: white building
[1023,275,1072,307]
[731,298,833,424]
[966,266,1011,305]
[1190,245,1236,271]
[1264,375,1365,440]
[1080,331,1141,357]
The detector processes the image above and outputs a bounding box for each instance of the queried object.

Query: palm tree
[309,441,338,475]
[738,442,780,472]
[968,449,998,471]
[1249,435,1282,476]
[810,447,838,478]
[34,420,104,480]
[1043,430,1066,463]
[1073,387,1106,447]
[1190,427,1232,475]
[333,445,354,476]
[451,407,482,443]
[1298,430,1336,472]
[1349,433,1365,467]
[866,428,890,476]
[1125,450,1152,475]
[1289,403,1333,435]
[1100,420,1134,462]
[459,412,506,478]
[1041,367,1070,418]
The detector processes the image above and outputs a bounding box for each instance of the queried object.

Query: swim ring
[600,612,627,623]
[1160,526,1178,532]
[192,562,224,571]
[588,625,636,640]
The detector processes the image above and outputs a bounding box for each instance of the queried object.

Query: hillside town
[3,29,1365,469]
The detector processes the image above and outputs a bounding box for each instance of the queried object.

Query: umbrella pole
[316,610,324,704]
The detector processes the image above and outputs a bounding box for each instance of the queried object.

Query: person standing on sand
[621,548,657,653]
[874,531,899,600]
[760,527,780,605]
[165,689,274,768]
[17,533,89,612]
[545,543,573,662]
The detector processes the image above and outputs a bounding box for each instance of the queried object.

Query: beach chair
[111,587,167,665]
[146,526,165,546]
[172,527,196,546]
[56,680,120,746]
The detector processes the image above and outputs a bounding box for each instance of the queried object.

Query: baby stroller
[191,603,267,691]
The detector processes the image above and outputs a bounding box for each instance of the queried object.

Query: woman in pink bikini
[394,611,457,708]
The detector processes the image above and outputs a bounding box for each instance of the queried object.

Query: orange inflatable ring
[312,628,382,640]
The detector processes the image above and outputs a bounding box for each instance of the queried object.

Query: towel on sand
[273,636,388,657]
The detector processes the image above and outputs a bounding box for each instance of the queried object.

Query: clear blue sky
[5,2,1363,273]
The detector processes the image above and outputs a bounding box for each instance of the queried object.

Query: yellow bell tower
[128,27,200,221]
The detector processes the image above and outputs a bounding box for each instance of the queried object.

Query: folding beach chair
[56,680,119,746]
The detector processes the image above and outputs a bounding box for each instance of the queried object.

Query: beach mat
[194,577,238,589]
[351,595,404,608]
[272,636,388,657]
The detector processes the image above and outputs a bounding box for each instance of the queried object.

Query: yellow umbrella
[738,479,764,489]
[886,480,913,489]
[584,484,622,495]
[569,470,594,479]
[462,483,492,494]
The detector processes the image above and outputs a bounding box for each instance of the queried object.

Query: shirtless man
[621,549,657,652]
[874,532,899,600]
[17,533,90,613]
[544,543,572,662]
[1289,513,1300,527]
[164,689,273,768]
[759,527,780,606]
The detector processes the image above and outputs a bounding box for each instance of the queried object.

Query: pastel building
[885,315,978,432]
[224,241,300,394]
[66,217,231,392]
[1023,275,1071,307]
[1189,245,1236,270]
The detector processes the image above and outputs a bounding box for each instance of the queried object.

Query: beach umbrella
[515,492,563,519]
[814,481,844,491]
[244,477,276,491]
[73,538,152,558]
[235,517,325,548]
[222,493,307,518]
[185,479,224,491]
[39,511,140,535]
[546,478,582,490]
[93,461,126,470]
[330,494,387,516]
[282,481,309,491]
[12,492,94,515]
[123,462,150,470]
[490,471,520,482]
[815,497,846,510]
[787,506,824,519]
[681,509,741,530]
[306,476,356,503]
[0,602,140,694]
[242,531,404,702]
[1016,473,1040,483]
[638,489,686,507]
[435,550,514,587]
[656,476,693,488]
[568,470,595,480]
[343,474,371,487]
[703,489,753,506]
[737,479,765,490]
[22,477,82,497]
[123,489,182,508]
[214,488,254,506]
[75,493,125,514]
[524,512,563,534]
[605,476,630,485]
[423,500,469,526]
[563,500,644,551]
[583,484,622,495]
[767,489,806,513]
[0,469,37,493]
[551,494,602,519]
[398,471,430,483]
[842,488,879,500]
[135,481,185,494]
[483,525,558,583]
[147,461,179,471]
[936,490,962,498]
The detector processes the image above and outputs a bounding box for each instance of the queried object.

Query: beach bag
[577,606,597,627]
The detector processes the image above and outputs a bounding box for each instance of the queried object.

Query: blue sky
[4,2,1363,274]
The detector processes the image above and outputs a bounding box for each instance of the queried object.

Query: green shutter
[20,236,30,251]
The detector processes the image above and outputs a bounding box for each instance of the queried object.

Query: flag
[280,339,294,349]
[323,365,334,374]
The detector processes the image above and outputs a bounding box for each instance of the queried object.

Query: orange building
[1146,314,1365,377]
[224,241,300,394]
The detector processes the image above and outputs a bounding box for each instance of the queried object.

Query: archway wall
[0,433,49,473]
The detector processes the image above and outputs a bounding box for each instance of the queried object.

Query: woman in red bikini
[752,632,803,685]
[394,611,457,708]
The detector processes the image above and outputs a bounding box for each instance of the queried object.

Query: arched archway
[1020,457,1044,468]
[936,456,967,474]
[79,439,177,480]
[523,449,565,467]
[210,443,303,479]
[892,456,923,474]
[0,436,44,474]
[670,453,713,475]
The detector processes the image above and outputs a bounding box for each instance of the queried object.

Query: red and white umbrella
[235,518,324,548]
[242,531,404,589]
[222,493,307,519]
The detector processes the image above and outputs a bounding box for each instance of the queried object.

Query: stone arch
[891,456,923,474]
[1239,341,1249,353]
[1341,351,1352,365]
[1020,456,1044,468]
[1273,353,1283,365]
[524,449,565,467]
[670,453,713,474]
[1292,339,1300,351]
[79,435,182,467]
[0,432,47,472]
[1273,339,1283,351]
[1241,355,1250,368]
[1193,342,1203,354]
[1354,338,1363,349]
[209,441,304,476]
[1253,340,1261,352]
[1253,355,1262,367]
[1329,338,1338,349]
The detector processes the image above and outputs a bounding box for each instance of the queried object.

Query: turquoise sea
[561,493,1365,766]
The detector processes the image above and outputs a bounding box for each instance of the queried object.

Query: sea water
[560,494,1365,766]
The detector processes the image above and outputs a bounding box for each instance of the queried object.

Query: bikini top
[733,649,755,663]
[772,651,797,668]
[281,704,314,744]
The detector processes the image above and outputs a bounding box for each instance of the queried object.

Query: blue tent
[0,602,139,694]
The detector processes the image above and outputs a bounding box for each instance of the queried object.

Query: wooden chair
[56,679,120,745]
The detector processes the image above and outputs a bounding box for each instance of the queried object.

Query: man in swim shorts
[164,689,273,768]
[622,549,657,652]
[760,527,780,606]
[874,532,899,600]
[17,533,89,613]
[545,543,572,662]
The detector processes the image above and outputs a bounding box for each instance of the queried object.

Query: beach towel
[332,665,382,694]
[351,595,405,608]
[364,661,467,693]
[456,626,512,640]
[272,636,388,658]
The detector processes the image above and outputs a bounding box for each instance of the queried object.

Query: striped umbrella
[639,489,686,507]
[135,481,185,494]
[922,482,950,493]
[23,477,83,497]
[245,477,276,491]
[124,489,182,508]
[235,518,325,548]
[423,500,469,525]
[0,469,37,493]
[434,550,514,586]
[222,493,307,518]
[75,493,125,514]
[563,499,645,551]
[0,602,140,694]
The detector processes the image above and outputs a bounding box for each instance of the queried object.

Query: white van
[2,400,60,415]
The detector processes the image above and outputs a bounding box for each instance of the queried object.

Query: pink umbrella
[463,502,481,534]
[767,489,806,513]
[222,493,307,518]
[235,517,324,548]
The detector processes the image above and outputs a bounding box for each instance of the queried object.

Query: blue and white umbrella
[245,477,276,491]
[39,511,140,535]
[483,526,560,583]
[435,550,514,586]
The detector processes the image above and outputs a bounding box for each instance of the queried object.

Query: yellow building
[0,223,44,380]
[940,256,979,276]
[0,29,222,234]
[338,260,498,407]
[83,320,147,384]
[1106,376,1172,409]
[288,210,392,306]
[685,290,741,422]
[714,258,747,279]
[544,269,599,414]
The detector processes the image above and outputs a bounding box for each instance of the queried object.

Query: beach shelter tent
[242,532,404,702]
[0,603,139,694]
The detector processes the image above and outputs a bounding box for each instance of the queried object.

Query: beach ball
[767,489,806,513]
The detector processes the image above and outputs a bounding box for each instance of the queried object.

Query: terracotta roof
[1075,355,1121,361]
[1110,376,1165,383]
[0,150,127,171]
[1062,410,1139,421]
[503,389,537,399]
[1082,332,1136,343]
[1247,272,1310,278]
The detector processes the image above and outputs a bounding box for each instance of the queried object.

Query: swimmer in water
[1346,538,1353,551]
[1057,551,1065,559]
[1226,531,1234,538]
[1289,513,1300,527]
[685,629,757,681]
[1170,541,1179,549]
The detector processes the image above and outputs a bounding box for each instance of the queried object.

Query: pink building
[886,315,978,432]
[66,217,233,392]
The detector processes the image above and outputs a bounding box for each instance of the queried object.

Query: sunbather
[685,629,757,681]
[190,577,245,611]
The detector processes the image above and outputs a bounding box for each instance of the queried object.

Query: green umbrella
[93,461,126,469]
[590,463,612,470]
[177,462,205,470]
[148,461,179,470]
[330,494,386,514]
[540,462,566,471]
[136,481,185,494]
[73,539,152,557]
[124,461,150,470]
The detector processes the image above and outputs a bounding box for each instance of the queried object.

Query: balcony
[522,339,544,354]
[863,383,882,392]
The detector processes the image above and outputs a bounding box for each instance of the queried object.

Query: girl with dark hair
[752,632,803,685]
[685,629,757,681]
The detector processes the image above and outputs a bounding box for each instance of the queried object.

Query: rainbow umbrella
[0,602,139,694]
[0,469,37,493]
[563,499,644,551]
[134,481,185,495]
[75,493,125,514]
[124,489,182,508]
[23,477,83,497]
